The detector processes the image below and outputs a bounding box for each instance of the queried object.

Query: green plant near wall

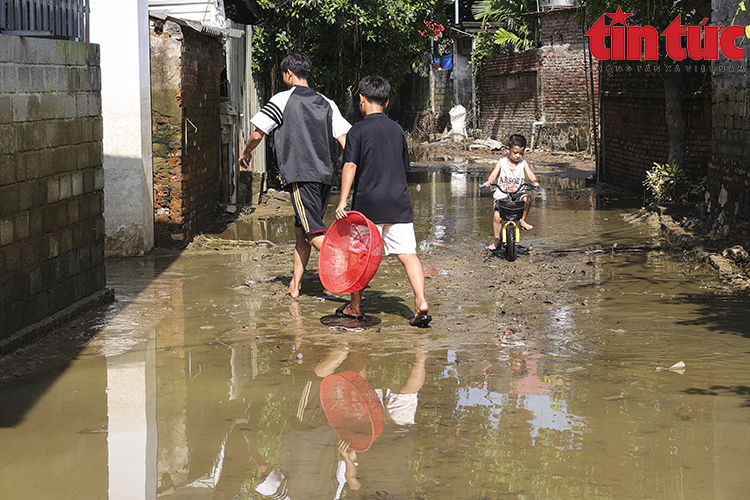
[469,0,539,82]
[643,162,686,203]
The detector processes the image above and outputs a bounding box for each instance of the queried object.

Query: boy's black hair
[357,76,391,107]
[280,52,311,80]
[508,134,527,149]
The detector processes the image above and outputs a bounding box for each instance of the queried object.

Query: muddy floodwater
[2,162,750,500]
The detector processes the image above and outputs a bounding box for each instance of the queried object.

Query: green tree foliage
[469,0,539,80]
[472,0,537,49]
[227,0,446,103]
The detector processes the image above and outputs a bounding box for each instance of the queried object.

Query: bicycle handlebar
[479,182,540,193]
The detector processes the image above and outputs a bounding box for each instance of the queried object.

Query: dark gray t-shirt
[251,86,351,187]
[343,113,414,224]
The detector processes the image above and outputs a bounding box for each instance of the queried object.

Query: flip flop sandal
[409,314,432,328]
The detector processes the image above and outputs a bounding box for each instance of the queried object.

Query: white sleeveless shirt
[493,157,527,200]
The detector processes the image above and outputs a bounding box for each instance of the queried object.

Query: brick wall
[479,8,595,150]
[705,1,750,236]
[392,73,429,131]
[0,34,107,346]
[151,20,223,246]
[479,50,541,143]
[600,61,711,192]
[432,70,454,113]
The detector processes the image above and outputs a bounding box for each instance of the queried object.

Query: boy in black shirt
[334,76,431,327]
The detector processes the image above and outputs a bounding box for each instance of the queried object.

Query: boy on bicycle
[485,134,540,251]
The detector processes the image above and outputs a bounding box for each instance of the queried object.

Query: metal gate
[0,0,89,41]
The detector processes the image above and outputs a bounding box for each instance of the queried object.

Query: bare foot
[520,220,533,230]
[288,280,301,298]
[487,238,501,251]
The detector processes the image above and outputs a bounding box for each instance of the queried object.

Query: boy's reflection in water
[213,304,426,499]
[338,348,427,500]
[246,340,364,499]
[212,301,357,499]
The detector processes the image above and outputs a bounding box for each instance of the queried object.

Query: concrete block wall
[392,71,454,137]
[706,0,750,236]
[392,73,429,132]
[150,21,223,246]
[0,34,106,343]
[600,62,711,192]
[432,70,454,112]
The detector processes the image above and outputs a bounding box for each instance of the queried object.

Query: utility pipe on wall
[530,114,546,150]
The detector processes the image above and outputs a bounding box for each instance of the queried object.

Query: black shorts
[288,182,332,237]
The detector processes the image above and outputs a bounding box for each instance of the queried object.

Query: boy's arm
[524,163,539,187]
[337,134,347,149]
[238,127,266,169]
[486,160,502,185]
[338,440,361,490]
[335,161,357,220]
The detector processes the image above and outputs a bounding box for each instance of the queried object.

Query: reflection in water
[3,167,750,499]
[218,215,298,244]
[107,346,157,500]
[150,337,428,500]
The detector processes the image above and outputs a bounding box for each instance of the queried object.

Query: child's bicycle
[479,182,539,262]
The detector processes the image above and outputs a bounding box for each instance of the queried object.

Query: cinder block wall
[432,70,454,113]
[151,21,223,246]
[392,70,454,138]
[0,34,106,344]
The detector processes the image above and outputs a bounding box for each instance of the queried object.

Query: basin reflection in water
[1,166,750,499]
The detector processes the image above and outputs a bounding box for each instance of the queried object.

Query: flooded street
[2,161,750,500]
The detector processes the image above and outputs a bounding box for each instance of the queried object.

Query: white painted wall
[90,0,154,256]
[148,0,226,27]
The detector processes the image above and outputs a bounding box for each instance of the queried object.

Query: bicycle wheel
[506,224,517,262]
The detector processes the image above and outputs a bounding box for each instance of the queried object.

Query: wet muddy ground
[2,150,750,500]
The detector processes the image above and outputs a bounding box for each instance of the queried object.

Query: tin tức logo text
[585,7,750,61]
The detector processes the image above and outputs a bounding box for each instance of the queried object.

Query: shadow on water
[684,385,750,407]
[0,171,257,427]
[0,251,182,428]
[673,294,750,338]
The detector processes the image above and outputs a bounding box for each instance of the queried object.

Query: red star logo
[608,7,633,25]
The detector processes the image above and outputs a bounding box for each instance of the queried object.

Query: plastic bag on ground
[449,105,467,137]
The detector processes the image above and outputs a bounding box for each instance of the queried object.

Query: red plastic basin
[320,371,384,452]
[318,211,382,294]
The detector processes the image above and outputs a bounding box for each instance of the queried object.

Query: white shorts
[384,389,419,426]
[374,388,419,426]
[376,223,417,256]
